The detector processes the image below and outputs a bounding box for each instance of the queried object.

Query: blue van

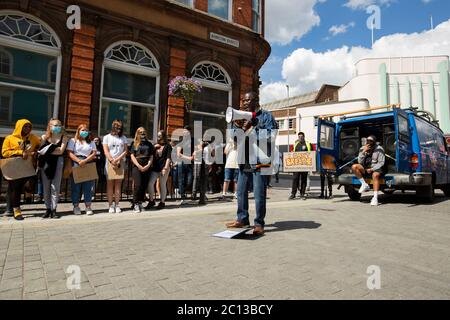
[317,107,450,202]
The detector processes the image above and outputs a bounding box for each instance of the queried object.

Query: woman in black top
[148,130,172,210]
[130,127,154,213]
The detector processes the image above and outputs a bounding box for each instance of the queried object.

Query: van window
[434,131,446,154]
[398,114,410,143]
[320,125,334,150]
[415,118,434,149]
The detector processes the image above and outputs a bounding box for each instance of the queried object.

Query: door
[317,119,338,172]
[393,108,412,173]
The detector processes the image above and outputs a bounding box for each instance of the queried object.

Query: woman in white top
[102,120,128,213]
[220,137,239,200]
[67,124,97,215]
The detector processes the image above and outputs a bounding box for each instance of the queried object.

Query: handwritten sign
[283,152,317,172]
[72,162,98,184]
[107,161,124,180]
[0,157,36,180]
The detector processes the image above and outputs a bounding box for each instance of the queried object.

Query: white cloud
[260,19,450,104]
[344,0,394,10]
[329,22,356,36]
[265,0,322,45]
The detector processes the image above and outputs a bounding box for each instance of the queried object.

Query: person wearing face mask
[352,135,385,206]
[289,132,312,201]
[148,130,172,210]
[1,119,41,220]
[37,119,68,218]
[130,127,154,213]
[67,124,97,215]
[93,136,106,199]
[103,120,129,213]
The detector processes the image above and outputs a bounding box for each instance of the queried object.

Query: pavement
[0,175,449,300]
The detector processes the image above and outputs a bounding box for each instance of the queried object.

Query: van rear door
[317,119,339,172]
[394,108,412,173]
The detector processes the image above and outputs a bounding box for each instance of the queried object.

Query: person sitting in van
[351,135,385,206]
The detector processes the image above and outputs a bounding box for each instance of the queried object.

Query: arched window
[0,11,61,132]
[100,42,160,139]
[190,62,232,132]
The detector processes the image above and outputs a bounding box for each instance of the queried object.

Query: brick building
[262,84,340,152]
[0,0,270,141]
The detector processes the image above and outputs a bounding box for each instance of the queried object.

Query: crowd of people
[0,117,261,220]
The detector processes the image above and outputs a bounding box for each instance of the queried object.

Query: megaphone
[225,107,256,124]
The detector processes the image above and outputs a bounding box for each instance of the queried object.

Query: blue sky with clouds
[260,0,450,103]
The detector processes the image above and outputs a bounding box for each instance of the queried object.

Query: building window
[208,0,232,21]
[288,119,294,129]
[252,0,261,33]
[190,61,232,132]
[173,0,193,6]
[100,42,160,139]
[0,91,12,123]
[0,12,61,131]
[314,116,319,127]
[276,119,285,130]
[0,49,12,75]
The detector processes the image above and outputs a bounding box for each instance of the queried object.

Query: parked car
[317,107,450,203]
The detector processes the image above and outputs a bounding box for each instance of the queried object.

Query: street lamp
[286,85,290,152]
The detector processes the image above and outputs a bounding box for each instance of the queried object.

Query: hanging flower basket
[168,76,202,112]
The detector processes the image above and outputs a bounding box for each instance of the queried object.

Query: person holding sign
[38,119,68,219]
[1,119,41,220]
[130,127,154,213]
[67,124,97,215]
[289,132,312,201]
[103,120,128,214]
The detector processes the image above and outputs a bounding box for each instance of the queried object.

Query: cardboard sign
[0,157,36,180]
[107,161,124,180]
[72,162,98,184]
[283,151,317,172]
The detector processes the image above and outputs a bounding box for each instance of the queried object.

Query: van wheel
[416,185,435,203]
[345,186,361,201]
[441,185,450,197]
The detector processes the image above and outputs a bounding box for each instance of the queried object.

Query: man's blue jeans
[236,169,267,227]
[177,163,193,197]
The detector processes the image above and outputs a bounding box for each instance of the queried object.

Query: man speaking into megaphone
[225,91,278,235]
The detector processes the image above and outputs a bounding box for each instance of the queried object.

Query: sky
[259,0,450,104]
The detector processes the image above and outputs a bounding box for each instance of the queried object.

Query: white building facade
[339,55,450,133]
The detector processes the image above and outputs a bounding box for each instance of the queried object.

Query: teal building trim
[379,63,388,105]
[438,61,450,133]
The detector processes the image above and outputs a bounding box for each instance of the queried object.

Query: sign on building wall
[210,32,240,48]
[283,152,317,172]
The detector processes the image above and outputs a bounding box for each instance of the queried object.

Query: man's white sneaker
[133,204,140,213]
[86,209,94,216]
[359,184,370,194]
[108,206,115,214]
[73,207,81,215]
[370,197,379,206]
[115,206,122,213]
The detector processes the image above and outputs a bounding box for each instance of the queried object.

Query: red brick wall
[240,66,254,105]
[67,25,96,130]
[233,0,252,29]
[167,47,187,135]
[194,0,208,12]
